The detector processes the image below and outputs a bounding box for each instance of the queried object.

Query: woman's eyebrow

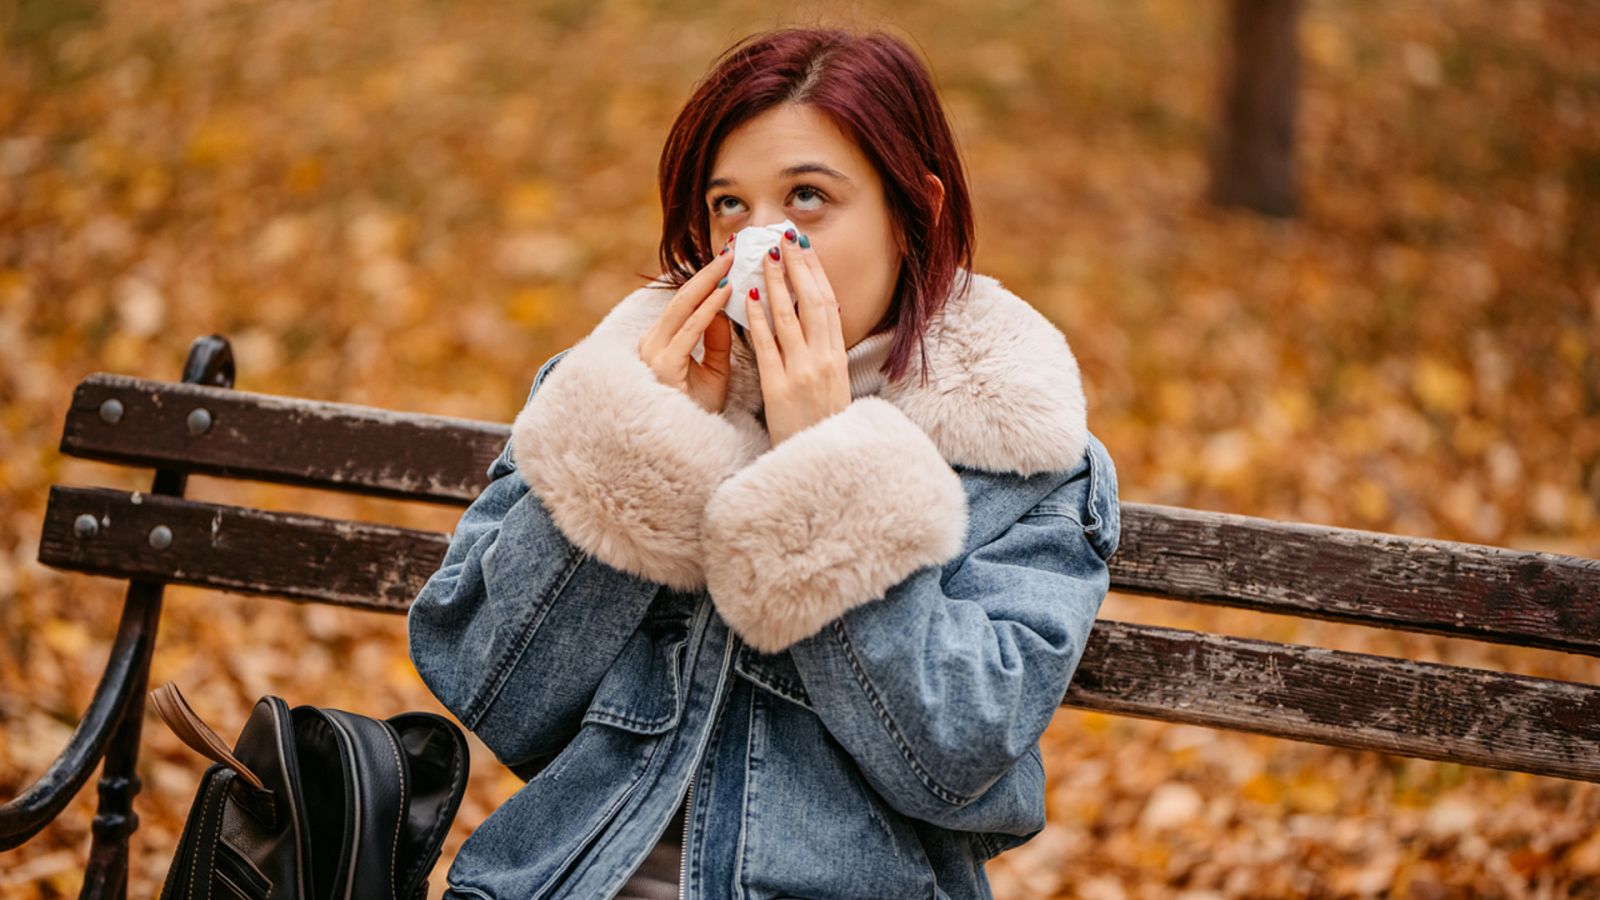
[705,163,853,192]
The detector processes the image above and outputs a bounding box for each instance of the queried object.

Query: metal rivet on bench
[148,525,173,550]
[186,407,212,436]
[74,514,98,538]
[98,398,124,424]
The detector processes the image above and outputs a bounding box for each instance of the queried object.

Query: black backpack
[150,681,470,899]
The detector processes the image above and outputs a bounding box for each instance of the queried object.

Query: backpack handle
[149,681,267,792]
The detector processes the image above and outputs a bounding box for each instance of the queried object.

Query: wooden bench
[4,333,1599,896]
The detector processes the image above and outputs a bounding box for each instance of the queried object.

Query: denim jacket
[408,269,1121,899]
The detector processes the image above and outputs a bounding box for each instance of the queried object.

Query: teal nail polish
[798,234,811,249]
[717,276,728,288]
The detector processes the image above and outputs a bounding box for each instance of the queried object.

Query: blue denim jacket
[408,271,1121,899]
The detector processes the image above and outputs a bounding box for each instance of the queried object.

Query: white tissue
[691,218,797,363]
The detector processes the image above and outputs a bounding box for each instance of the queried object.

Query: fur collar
[590,268,1089,478]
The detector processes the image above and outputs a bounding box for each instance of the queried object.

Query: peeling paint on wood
[63,374,510,504]
[1067,620,1600,783]
[40,486,447,614]
[1114,503,1600,657]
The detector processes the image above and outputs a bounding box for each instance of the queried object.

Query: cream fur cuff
[511,335,767,591]
[703,397,971,653]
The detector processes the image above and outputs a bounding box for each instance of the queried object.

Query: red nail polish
[768,245,779,260]
[784,228,797,242]
[749,287,760,300]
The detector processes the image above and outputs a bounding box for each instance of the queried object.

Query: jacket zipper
[675,614,738,900]
[678,774,695,900]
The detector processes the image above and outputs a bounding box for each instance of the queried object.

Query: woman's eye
[710,186,827,216]
[792,185,826,211]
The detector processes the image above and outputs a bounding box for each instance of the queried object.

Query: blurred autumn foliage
[2,0,1598,896]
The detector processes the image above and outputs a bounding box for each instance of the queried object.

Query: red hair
[652,27,975,387]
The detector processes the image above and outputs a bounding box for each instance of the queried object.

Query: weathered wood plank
[39,486,448,613]
[1115,503,1600,657]
[62,373,510,503]
[1066,620,1600,783]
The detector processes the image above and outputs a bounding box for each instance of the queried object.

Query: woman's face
[704,102,901,349]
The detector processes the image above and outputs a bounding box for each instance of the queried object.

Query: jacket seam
[1019,504,1083,525]
[461,542,588,728]
[1082,441,1106,533]
[739,672,811,710]
[583,709,670,730]
[830,619,979,808]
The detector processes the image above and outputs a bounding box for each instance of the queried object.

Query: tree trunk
[1207,0,1302,217]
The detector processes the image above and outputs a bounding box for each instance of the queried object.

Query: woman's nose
[750,206,788,229]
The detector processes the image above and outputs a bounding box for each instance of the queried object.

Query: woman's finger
[668,280,733,358]
[794,236,843,355]
[743,286,783,379]
[796,235,836,306]
[779,234,835,353]
[761,244,807,358]
[643,248,734,351]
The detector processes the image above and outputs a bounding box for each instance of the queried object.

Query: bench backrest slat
[1118,504,1600,657]
[41,486,446,613]
[64,374,508,504]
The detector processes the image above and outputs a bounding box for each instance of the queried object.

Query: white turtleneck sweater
[614,327,898,900]
[842,327,897,398]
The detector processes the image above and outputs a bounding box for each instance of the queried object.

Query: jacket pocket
[580,610,689,734]
[733,644,814,712]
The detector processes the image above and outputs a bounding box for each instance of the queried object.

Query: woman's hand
[637,237,737,414]
[744,228,851,447]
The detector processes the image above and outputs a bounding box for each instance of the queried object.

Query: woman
[408,25,1121,900]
